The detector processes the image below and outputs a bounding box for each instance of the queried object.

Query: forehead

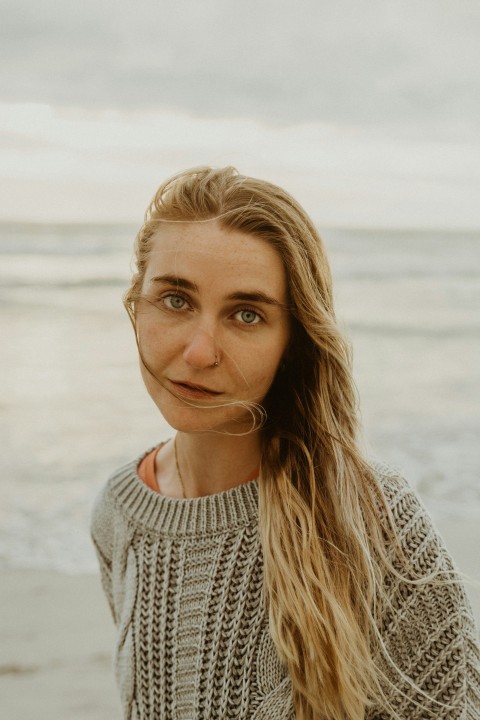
[144,221,287,298]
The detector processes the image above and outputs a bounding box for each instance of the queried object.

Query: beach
[1,513,479,720]
[0,567,118,719]
[0,567,119,719]
[1,222,479,717]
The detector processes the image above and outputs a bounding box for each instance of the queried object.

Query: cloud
[1,0,479,136]
[1,103,479,226]
[1,1,479,225]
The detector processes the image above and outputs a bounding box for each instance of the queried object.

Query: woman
[91,166,480,719]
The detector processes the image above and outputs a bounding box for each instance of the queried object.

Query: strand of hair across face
[123,166,452,719]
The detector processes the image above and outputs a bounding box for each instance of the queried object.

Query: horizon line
[0,218,479,235]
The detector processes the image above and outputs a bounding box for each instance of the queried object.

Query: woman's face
[136,220,291,434]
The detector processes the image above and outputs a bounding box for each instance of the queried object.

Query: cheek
[136,318,179,363]
[250,356,284,394]
[237,333,288,390]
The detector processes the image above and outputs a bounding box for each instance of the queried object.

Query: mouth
[168,380,224,400]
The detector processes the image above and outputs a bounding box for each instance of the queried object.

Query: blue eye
[164,294,187,310]
[236,309,261,325]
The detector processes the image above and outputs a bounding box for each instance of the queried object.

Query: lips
[169,380,223,399]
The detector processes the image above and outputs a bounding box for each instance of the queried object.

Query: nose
[182,327,218,369]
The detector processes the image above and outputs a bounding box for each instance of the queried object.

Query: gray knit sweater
[91,451,480,719]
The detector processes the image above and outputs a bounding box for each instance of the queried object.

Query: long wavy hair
[124,167,422,719]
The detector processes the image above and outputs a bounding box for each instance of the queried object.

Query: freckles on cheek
[255,367,278,390]
[136,321,162,357]
[139,322,183,365]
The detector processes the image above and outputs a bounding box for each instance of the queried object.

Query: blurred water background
[1,222,479,572]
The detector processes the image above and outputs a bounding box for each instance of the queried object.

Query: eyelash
[161,293,189,312]
[159,292,264,326]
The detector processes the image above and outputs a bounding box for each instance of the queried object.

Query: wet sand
[1,514,479,720]
[0,569,118,720]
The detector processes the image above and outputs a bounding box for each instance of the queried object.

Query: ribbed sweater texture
[91,451,480,719]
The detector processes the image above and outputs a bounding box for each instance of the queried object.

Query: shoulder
[371,458,418,510]
[370,460,444,572]
[90,447,158,556]
[369,462,480,717]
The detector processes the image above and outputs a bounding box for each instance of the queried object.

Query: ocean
[1,222,479,572]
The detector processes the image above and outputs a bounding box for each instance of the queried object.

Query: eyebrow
[150,274,199,292]
[149,274,287,308]
[227,291,285,307]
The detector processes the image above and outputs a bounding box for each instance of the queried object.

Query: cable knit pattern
[91,452,480,719]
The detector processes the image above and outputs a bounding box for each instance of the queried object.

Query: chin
[156,403,258,436]
[147,383,266,434]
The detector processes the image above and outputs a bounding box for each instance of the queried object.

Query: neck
[175,431,262,498]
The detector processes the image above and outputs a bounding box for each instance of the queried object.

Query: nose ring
[213,355,219,367]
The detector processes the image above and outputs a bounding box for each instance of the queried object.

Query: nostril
[183,330,218,369]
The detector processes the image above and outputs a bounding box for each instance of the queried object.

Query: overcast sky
[1,0,479,226]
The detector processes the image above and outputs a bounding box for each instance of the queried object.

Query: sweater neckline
[109,450,260,537]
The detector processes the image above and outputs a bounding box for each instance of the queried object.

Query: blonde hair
[124,167,435,719]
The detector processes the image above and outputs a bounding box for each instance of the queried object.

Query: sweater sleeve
[372,466,480,719]
[90,482,117,624]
